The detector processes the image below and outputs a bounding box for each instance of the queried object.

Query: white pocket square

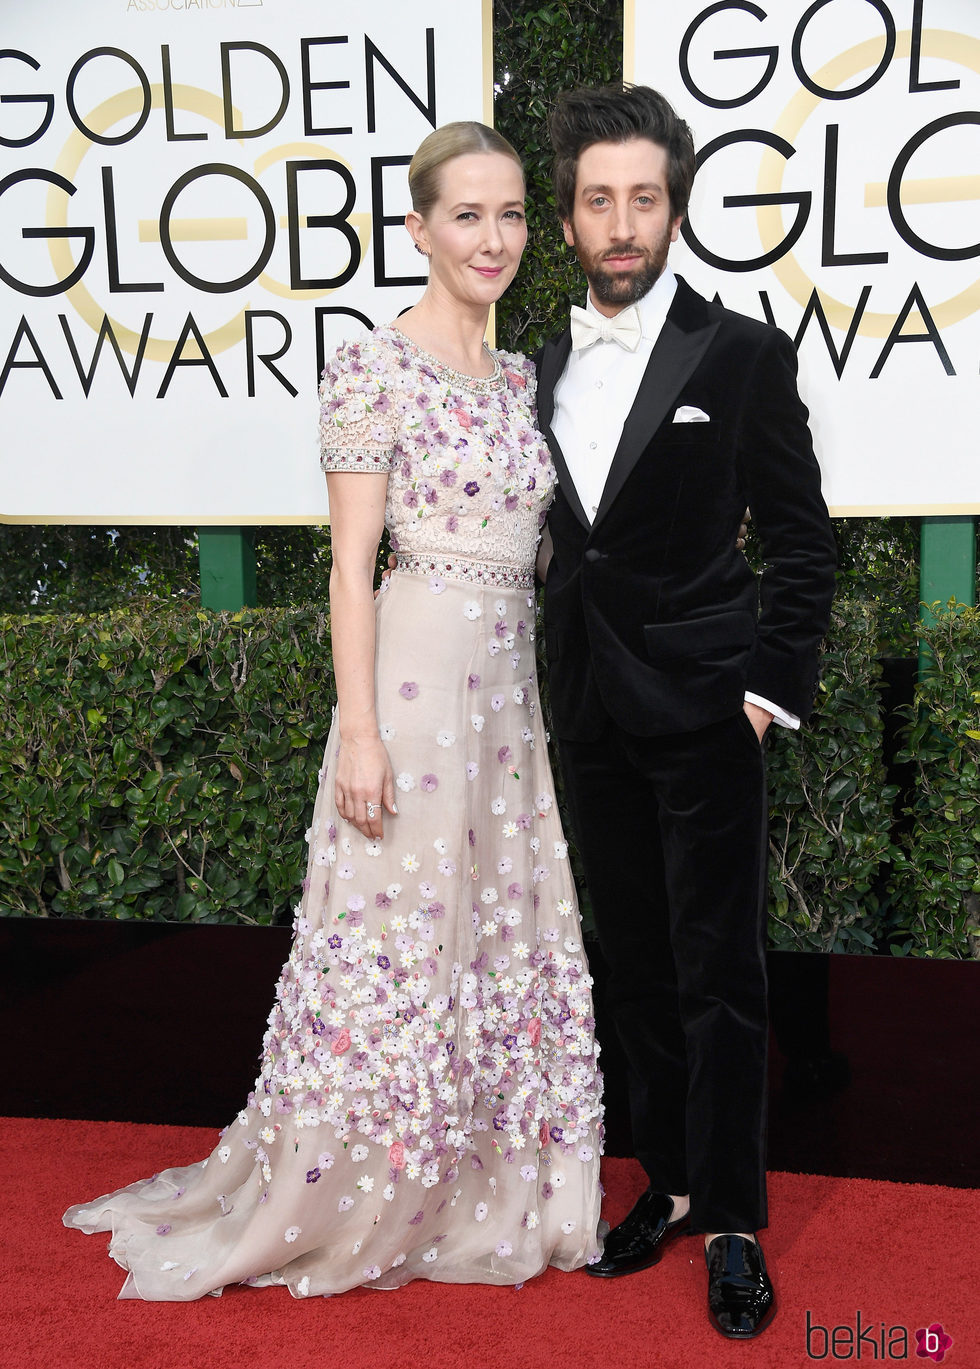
[673,405,710,423]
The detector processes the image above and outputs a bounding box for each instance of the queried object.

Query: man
[536,85,837,1339]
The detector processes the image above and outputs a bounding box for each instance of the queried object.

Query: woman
[64,122,603,1300]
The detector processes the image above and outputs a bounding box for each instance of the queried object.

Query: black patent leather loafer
[705,1234,776,1338]
[586,1189,692,1278]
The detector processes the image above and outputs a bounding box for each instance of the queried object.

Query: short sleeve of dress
[318,336,398,474]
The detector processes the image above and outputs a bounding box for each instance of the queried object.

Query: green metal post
[918,516,977,676]
[198,528,257,610]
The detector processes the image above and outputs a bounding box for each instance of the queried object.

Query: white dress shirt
[550,266,797,730]
[552,267,677,525]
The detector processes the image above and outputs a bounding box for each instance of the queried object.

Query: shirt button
[589,441,597,450]
[596,380,604,389]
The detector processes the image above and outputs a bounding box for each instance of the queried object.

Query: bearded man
[535,83,837,1339]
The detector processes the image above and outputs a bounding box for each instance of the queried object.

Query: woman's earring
[414,243,429,257]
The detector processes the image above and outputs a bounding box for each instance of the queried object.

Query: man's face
[562,137,683,317]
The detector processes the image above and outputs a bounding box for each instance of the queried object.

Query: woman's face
[416,151,527,308]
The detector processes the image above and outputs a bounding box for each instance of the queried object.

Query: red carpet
[5,1118,975,1369]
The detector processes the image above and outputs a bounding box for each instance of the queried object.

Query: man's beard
[573,224,673,308]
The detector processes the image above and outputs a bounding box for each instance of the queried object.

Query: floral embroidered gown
[63,327,603,1300]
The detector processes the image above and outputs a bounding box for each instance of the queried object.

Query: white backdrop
[627,0,979,514]
[0,0,491,523]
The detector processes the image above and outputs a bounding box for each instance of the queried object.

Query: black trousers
[559,709,769,1234]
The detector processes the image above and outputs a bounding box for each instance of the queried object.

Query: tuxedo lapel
[537,330,591,530]
[593,280,719,526]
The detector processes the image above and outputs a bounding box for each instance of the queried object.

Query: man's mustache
[599,245,647,262]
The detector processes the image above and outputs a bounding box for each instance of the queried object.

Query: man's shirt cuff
[745,692,800,731]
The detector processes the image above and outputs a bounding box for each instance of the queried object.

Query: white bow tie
[570,303,643,352]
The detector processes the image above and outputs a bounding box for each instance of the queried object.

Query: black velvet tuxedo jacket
[537,276,838,742]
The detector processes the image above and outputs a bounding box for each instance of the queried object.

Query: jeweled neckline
[384,325,505,393]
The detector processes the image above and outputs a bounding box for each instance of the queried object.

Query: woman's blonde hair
[408,121,523,217]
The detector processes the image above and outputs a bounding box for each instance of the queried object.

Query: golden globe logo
[0,36,439,395]
[674,1,978,373]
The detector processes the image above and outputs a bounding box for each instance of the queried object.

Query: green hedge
[765,601,980,959]
[766,599,897,954]
[0,608,331,922]
[890,605,980,958]
[5,601,975,959]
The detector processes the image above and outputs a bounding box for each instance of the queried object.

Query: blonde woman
[65,122,603,1301]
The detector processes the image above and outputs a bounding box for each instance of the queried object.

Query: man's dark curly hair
[549,84,696,223]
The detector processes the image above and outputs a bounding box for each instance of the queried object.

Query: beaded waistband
[394,552,533,591]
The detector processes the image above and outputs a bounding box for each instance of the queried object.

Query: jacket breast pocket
[643,610,755,662]
[657,423,722,449]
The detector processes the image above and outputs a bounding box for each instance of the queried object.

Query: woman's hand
[335,735,397,839]
[743,700,773,743]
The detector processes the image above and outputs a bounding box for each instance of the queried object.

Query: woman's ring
[366,802,378,819]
